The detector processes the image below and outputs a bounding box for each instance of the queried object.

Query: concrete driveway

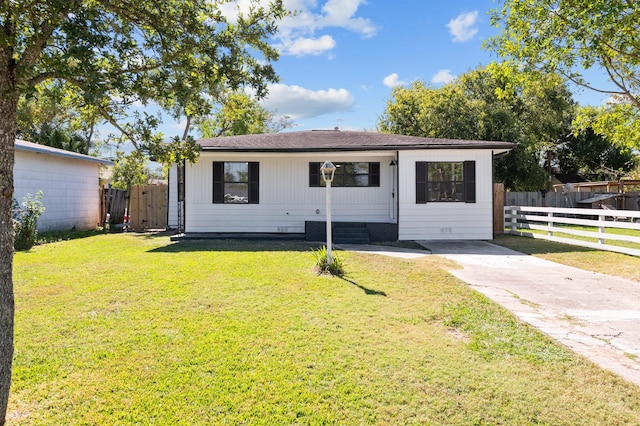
[418,240,640,388]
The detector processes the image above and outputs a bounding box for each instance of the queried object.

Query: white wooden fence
[504,206,640,257]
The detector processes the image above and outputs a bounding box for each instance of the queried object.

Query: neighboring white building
[169,130,513,241]
[14,139,114,232]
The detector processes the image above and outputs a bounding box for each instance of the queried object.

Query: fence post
[493,183,505,236]
[548,210,553,237]
[510,206,518,234]
[598,213,605,245]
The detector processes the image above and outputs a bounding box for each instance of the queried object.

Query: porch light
[320,161,336,263]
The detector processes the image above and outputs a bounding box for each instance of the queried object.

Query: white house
[14,139,114,231]
[169,130,513,242]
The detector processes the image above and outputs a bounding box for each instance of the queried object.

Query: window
[416,161,475,203]
[213,162,259,204]
[309,162,380,187]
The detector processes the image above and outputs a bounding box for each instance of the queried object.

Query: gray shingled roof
[197,130,515,152]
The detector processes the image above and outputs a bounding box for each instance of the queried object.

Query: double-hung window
[309,162,380,187]
[416,161,475,203]
[213,162,259,204]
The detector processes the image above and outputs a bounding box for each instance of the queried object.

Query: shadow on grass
[339,276,387,296]
[33,229,109,247]
[493,235,600,256]
[148,238,320,253]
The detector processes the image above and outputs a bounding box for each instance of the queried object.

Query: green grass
[494,234,640,282]
[508,223,640,251]
[9,234,640,424]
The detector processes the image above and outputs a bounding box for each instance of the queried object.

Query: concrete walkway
[339,241,640,387]
[418,240,640,388]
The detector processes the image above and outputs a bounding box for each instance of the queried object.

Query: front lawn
[9,234,640,424]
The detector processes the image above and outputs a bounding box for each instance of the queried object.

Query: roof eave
[200,144,515,153]
[16,140,114,166]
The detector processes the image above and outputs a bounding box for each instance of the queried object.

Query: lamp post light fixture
[320,161,337,262]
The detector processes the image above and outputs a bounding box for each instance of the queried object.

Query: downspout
[166,162,170,230]
[395,150,399,240]
[182,159,186,234]
[177,160,186,234]
[492,150,495,238]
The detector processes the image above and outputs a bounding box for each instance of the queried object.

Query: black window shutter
[248,162,259,204]
[370,162,380,187]
[212,162,224,203]
[464,161,476,203]
[416,162,427,204]
[309,162,320,187]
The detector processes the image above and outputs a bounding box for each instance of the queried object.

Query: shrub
[13,191,46,250]
[312,245,345,276]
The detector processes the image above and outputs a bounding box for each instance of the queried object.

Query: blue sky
[113,0,613,145]
[211,0,612,135]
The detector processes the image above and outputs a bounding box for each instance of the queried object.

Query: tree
[0,0,287,421]
[110,151,154,191]
[16,81,96,153]
[378,63,575,190]
[196,92,293,138]
[557,109,638,181]
[487,0,640,148]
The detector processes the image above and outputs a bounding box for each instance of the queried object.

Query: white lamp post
[320,161,336,262]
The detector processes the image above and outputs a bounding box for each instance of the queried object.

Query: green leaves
[196,92,292,138]
[377,63,576,190]
[110,150,153,190]
[486,0,640,148]
[4,0,289,159]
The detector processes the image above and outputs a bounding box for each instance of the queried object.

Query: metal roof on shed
[15,139,113,165]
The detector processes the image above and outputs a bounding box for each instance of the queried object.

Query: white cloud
[446,11,479,42]
[277,0,378,56]
[216,1,378,57]
[318,0,378,38]
[382,73,407,88]
[431,69,457,85]
[259,83,354,119]
[276,35,336,56]
[171,119,189,130]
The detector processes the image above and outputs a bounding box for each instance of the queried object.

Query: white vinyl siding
[14,150,104,231]
[184,152,396,233]
[398,149,494,240]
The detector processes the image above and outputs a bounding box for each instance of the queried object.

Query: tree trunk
[0,57,18,424]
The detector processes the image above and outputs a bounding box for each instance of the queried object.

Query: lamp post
[320,161,336,262]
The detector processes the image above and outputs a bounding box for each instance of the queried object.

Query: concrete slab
[417,240,640,387]
[334,244,430,259]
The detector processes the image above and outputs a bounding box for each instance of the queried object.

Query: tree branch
[26,71,66,87]
[601,56,640,109]
[16,19,58,74]
[96,104,141,150]
[558,69,626,96]
[181,115,191,141]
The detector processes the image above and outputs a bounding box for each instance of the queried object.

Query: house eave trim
[200,145,515,153]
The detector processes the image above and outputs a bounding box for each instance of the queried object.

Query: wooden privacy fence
[504,205,640,257]
[129,184,168,231]
[102,187,127,225]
